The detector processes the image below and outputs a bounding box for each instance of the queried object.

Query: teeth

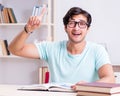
[73,33,80,35]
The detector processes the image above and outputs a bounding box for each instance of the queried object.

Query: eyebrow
[69,19,87,23]
[69,18,86,22]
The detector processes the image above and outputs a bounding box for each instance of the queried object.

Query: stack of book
[0,3,17,23]
[75,82,120,96]
[0,39,10,56]
[32,4,48,23]
[39,67,49,84]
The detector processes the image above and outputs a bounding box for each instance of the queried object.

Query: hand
[71,81,87,90]
[25,7,46,32]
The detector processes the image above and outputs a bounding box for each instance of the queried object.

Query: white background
[55,0,120,64]
[0,0,120,84]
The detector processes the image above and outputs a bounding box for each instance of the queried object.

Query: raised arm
[8,8,46,59]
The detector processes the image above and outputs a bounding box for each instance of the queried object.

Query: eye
[79,21,87,26]
[68,21,75,25]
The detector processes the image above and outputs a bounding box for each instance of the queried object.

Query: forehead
[70,14,87,22]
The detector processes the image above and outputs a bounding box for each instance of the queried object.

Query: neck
[67,41,86,55]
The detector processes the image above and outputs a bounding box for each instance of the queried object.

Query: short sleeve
[95,45,111,71]
[34,41,49,61]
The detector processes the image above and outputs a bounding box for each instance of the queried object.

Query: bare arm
[97,64,115,83]
[76,64,115,84]
[72,64,115,90]
[8,8,46,59]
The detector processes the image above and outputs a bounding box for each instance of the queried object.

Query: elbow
[8,44,18,55]
[107,76,116,83]
[8,44,14,55]
[97,75,116,83]
[111,76,116,83]
[105,75,116,83]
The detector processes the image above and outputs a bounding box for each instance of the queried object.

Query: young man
[8,7,115,84]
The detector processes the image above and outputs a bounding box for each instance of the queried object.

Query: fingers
[76,81,87,85]
[38,7,47,20]
[26,6,47,30]
[29,16,41,25]
[71,81,87,90]
[27,8,46,25]
[71,85,76,90]
[25,16,41,32]
[40,7,46,18]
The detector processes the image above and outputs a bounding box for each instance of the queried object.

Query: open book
[18,83,75,92]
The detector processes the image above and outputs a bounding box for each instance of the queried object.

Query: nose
[74,23,80,30]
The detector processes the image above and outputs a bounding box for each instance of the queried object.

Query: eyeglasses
[67,20,88,28]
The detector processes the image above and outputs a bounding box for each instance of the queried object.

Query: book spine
[39,67,42,84]
[0,43,3,56]
[32,6,39,16]
[0,39,10,55]
[39,67,49,84]
[9,8,17,23]
[3,7,11,23]
[0,4,4,23]
[45,71,49,83]
[4,40,10,55]
[0,39,7,55]
[0,4,17,23]
[42,67,49,83]
[32,4,47,23]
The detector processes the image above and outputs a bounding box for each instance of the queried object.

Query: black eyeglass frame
[67,20,89,28]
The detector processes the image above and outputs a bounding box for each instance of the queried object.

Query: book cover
[32,4,47,23]
[32,4,46,16]
[39,67,49,84]
[4,40,10,55]
[0,4,4,23]
[39,67,42,84]
[32,6,39,16]
[75,82,120,94]
[42,67,49,83]
[18,83,75,92]
[2,7,10,23]
[7,8,17,23]
[77,91,120,96]
[0,39,10,55]
[0,43,3,56]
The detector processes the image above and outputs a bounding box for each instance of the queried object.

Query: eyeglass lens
[68,20,88,28]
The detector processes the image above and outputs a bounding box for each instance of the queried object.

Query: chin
[71,40,82,44]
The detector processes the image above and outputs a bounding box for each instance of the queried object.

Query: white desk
[0,84,77,96]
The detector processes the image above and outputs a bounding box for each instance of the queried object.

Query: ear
[86,27,90,34]
[86,27,90,33]
[64,26,67,33]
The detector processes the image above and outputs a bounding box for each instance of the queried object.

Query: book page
[19,84,49,91]
[18,82,75,92]
[48,83,75,92]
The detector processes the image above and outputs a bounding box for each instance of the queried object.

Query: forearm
[96,76,116,83]
[8,9,46,57]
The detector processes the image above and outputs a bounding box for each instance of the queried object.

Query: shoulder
[87,41,106,51]
[86,41,108,58]
[34,40,67,49]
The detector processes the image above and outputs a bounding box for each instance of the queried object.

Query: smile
[72,33,81,35]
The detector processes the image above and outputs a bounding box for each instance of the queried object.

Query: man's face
[65,14,89,44]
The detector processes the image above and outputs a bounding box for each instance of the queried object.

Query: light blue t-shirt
[35,41,111,84]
